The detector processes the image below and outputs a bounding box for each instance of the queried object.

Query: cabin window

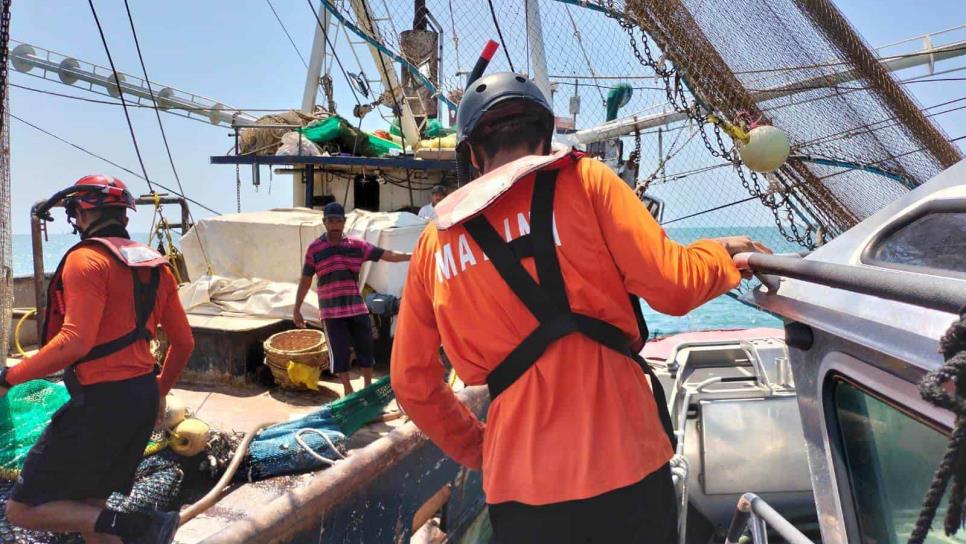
[833,380,951,543]
[865,211,966,277]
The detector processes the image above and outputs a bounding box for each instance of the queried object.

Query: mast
[525,0,552,101]
[301,1,330,114]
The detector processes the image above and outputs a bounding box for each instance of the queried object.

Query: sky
[6,0,965,235]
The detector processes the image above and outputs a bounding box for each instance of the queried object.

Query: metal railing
[725,493,814,544]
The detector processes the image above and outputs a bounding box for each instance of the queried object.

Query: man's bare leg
[6,498,102,534]
[339,371,354,396]
[362,367,373,388]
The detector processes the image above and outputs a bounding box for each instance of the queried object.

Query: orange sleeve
[582,158,741,316]
[390,229,485,469]
[7,249,109,385]
[155,268,195,395]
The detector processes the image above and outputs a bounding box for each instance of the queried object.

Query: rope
[294,428,345,466]
[266,0,309,68]
[909,308,966,543]
[87,0,154,193]
[10,113,222,215]
[487,0,515,72]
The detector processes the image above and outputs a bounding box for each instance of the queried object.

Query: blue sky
[7,0,965,235]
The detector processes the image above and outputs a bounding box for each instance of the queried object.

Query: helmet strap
[78,217,125,240]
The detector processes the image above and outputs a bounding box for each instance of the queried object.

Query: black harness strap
[76,267,161,364]
[464,169,677,449]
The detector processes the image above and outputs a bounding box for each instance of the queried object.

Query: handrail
[725,493,814,544]
[734,252,966,314]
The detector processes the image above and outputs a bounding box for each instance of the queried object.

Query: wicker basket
[263,329,330,390]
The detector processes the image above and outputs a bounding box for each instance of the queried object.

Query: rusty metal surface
[197,386,489,544]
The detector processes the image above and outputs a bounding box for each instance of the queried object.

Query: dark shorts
[11,373,159,506]
[488,463,677,544]
[324,315,375,374]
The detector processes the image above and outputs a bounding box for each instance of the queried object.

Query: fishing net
[242,376,394,482]
[0,454,182,544]
[0,0,10,374]
[0,381,168,482]
[0,381,71,481]
[320,0,961,252]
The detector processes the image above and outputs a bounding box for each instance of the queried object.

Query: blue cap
[323,202,345,219]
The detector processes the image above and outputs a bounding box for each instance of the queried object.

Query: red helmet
[64,175,137,217]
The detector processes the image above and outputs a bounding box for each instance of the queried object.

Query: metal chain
[235,163,241,213]
[0,0,11,124]
[629,125,642,181]
[604,1,816,248]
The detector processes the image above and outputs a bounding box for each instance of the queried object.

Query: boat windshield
[833,380,955,543]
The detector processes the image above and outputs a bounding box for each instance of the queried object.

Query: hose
[294,428,346,466]
[178,419,278,525]
[14,308,37,357]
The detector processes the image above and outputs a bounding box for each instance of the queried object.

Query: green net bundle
[328,375,395,436]
[0,381,70,480]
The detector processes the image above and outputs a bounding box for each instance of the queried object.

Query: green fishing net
[329,375,395,436]
[0,380,167,480]
[0,380,70,480]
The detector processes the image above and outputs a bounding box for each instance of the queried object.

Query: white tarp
[179,208,426,323]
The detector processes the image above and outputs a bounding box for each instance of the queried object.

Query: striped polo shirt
[302,235,385,320]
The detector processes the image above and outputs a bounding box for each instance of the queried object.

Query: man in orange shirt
[1,176,194,544]
[391,73,771,543]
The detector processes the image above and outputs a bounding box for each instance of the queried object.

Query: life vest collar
[85,237,168,268]
[435,146,580,231]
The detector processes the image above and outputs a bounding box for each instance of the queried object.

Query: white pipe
[9,42,257,126]
[302,2,331,114]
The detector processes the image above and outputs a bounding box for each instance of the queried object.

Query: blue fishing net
[241,376,395,482]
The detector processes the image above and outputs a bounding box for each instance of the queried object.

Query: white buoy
[738,125,791,173]
[163,393,188,430]
[171,418,210,457]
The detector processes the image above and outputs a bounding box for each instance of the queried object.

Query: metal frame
[818,350,953,543]
[211,153,455,171]
[724,493,814,544]
[742,252,966,314]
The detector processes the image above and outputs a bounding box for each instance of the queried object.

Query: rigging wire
[87,0,154,192]
[11,113,222,215]
[266,0,309,68]
[817,133,966,183]
[747,75,966,95]
[662,194,761,225]
[487,0,515,72]
[447,0,462,74]
[564,4,606,104]
[122,0,186,199]
[123,0,213,271]
[795,95,966,149]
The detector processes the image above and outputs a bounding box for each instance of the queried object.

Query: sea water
[11,226,789,335]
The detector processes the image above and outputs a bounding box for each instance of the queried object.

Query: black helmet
[456,72,554,147]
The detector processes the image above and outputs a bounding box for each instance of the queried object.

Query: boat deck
[170,367,409,543]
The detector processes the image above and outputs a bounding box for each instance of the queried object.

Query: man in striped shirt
[294,202,411,395]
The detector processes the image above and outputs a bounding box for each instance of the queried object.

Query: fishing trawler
[1,1,964,543]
